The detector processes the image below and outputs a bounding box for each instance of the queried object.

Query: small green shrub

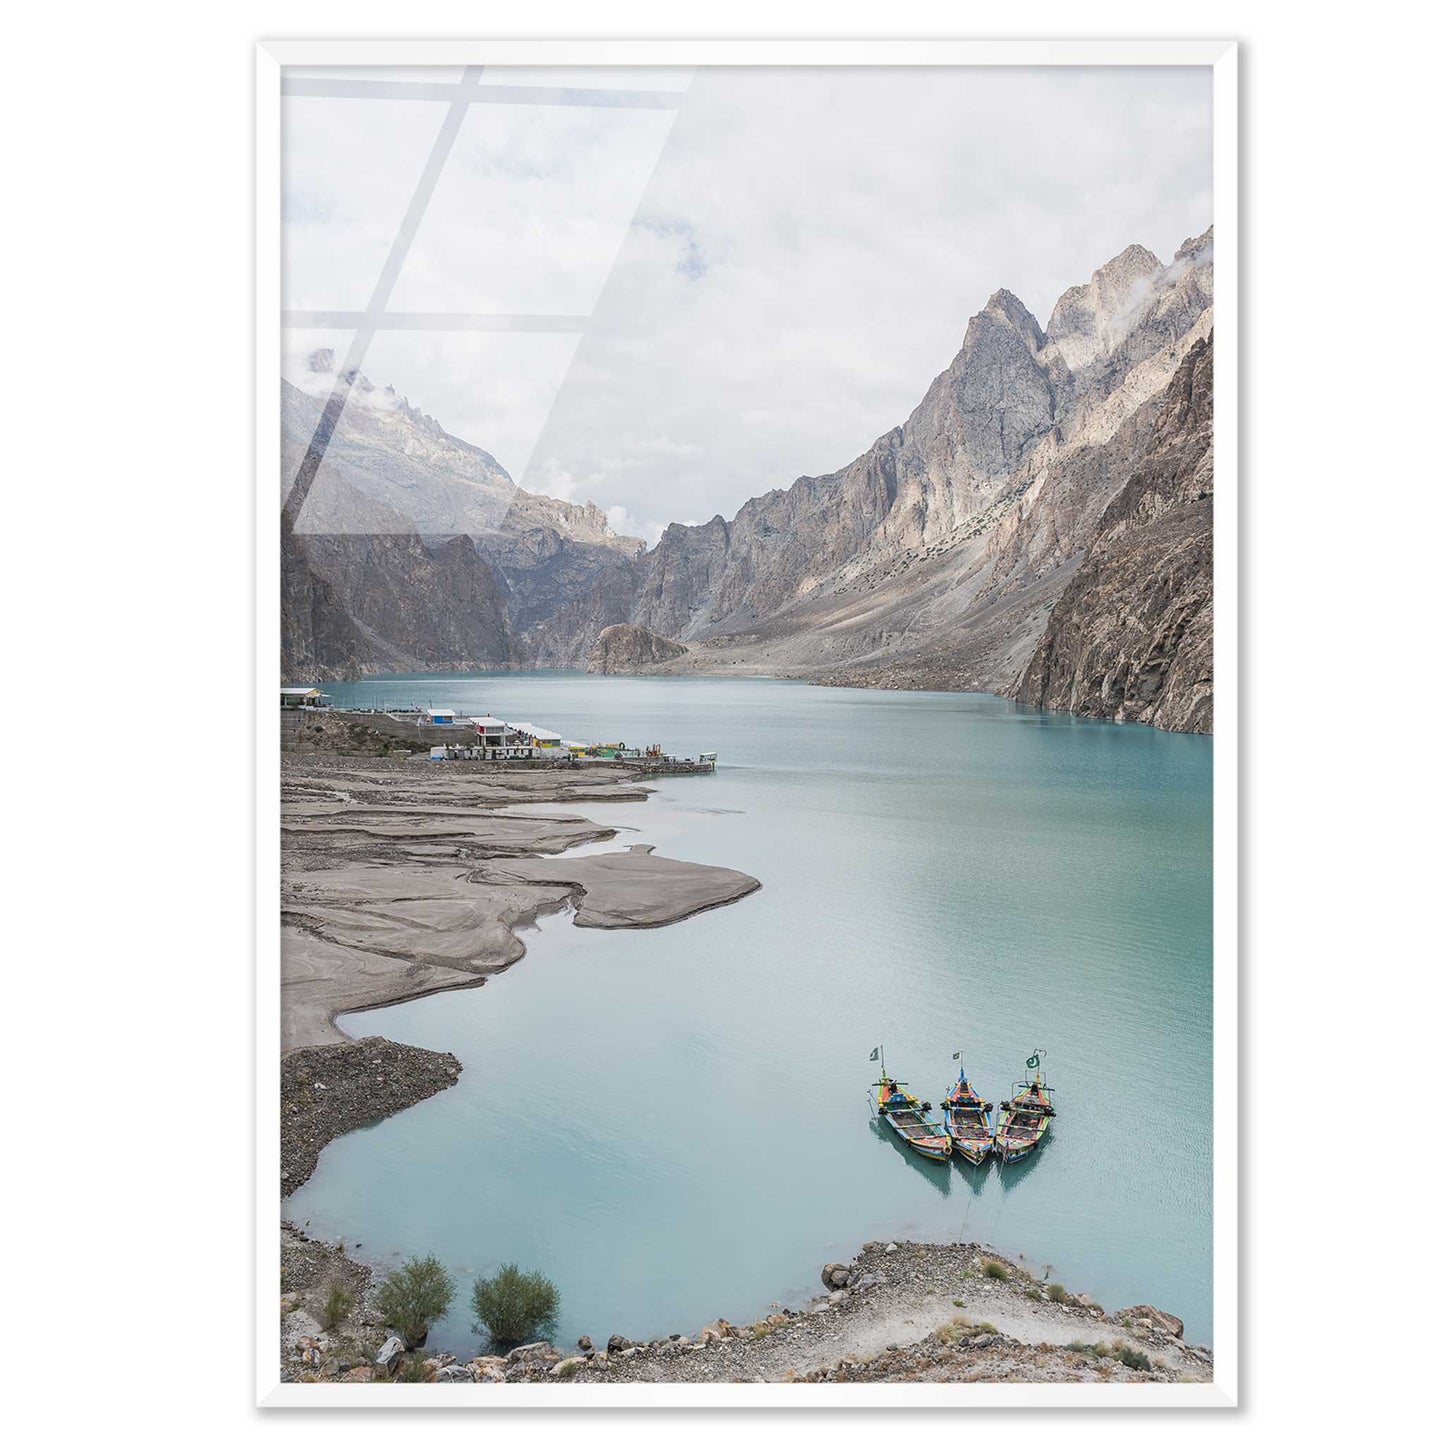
[1046,1282,1071,1303]
[1113,1345,1153,1372]
[952,1298,965,1307]
[553,1359,580,1379]
[932,1315,998,1346]
[1064,1338,1153,1371]
[982,1259,1009,1281]
[471,1263,560,1350]
[1024,1286,1043,1301]
[321,1280,354,1330]
[375,1254,456,1349]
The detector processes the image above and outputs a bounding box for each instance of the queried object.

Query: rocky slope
[543,230,1215,732]
[1014,332,1213,731]
[280,353,643,681]
[587,623,688,673]
[280,234,1215,733]
[282,1037,460,1197]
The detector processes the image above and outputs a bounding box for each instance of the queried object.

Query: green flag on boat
[952,1051,961,1060]
[1027,1053,1040,1069]
[869,1047,879,1061]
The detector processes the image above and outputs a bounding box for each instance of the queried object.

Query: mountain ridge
[280,230,1215,733]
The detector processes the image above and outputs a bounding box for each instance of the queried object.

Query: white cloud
[389,101,679,316]
[282,96,450,311]
[520,66,1213,542]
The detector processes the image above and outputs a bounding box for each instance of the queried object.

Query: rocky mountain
[280,232,1215,733]
[1014,332,1213,732]
[280,353,643,680]
[587,624,688,674]
[532,229,1214,733]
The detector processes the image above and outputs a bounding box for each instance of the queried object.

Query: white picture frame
[256,36,1238,1409]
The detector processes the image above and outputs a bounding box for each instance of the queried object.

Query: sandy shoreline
[281,755,760,1052]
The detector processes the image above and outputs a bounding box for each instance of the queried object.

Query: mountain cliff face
[280,354,643,681]
[280,232,1215,734]
[538,229,1214,733]
[617,286,1062,644]
[587,624,688,674]
[1013,333,1213,732]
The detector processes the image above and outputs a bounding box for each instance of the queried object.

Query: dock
[629,757,716,776]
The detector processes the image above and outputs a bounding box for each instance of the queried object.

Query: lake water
[283,673,1213,1356]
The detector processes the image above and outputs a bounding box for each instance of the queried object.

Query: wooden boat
[993,1050,1056,1163]
[871,1050,952,1162]
[941,1054,994,1165]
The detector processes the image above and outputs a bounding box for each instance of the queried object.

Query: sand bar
[281,756,760,1051]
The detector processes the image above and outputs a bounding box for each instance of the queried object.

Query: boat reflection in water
[998,1145,1045,1194]
[868,1118,953,1198]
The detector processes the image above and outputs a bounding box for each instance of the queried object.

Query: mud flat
[281,755,760,1053]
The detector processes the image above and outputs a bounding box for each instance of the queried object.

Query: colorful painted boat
[941,1054,994,1165]
[993,1050,1056,1164]
[870,1050,952,1162]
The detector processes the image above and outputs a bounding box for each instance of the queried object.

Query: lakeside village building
[280,686,330,709]
[444,717,639,761]
[423,714,628,762]
[279,686,671,763]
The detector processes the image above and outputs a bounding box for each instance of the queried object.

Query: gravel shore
[281,1036,460,1197]
[280,1238,1212,1387]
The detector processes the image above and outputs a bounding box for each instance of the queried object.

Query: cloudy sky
[283,65,1211,544]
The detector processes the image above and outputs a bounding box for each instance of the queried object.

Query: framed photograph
[259,37,1236,1407]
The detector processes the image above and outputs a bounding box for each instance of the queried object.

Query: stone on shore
[375,1336,405,1374]
[1119,1304,1184,1337]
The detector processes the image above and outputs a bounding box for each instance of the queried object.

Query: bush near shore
[281,1235,1209,1385]
[375,1255,455,1350]
[472,1264,561,1351]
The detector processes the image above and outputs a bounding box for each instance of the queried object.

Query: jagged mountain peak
[287,227,1214,732]
[293,352,512,478]
[1044,242,1169,370]
[984,287,1039,325]
[285,354,646,556]
[1173,227,1213,264]
[1095,242,1163,287]
[976,289,1045,349]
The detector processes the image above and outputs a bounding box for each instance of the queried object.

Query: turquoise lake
[283,673,1213,1356]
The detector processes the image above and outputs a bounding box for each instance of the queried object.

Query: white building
[280,686,329,709]
[468,716,543,760]
[513,722,564,749]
